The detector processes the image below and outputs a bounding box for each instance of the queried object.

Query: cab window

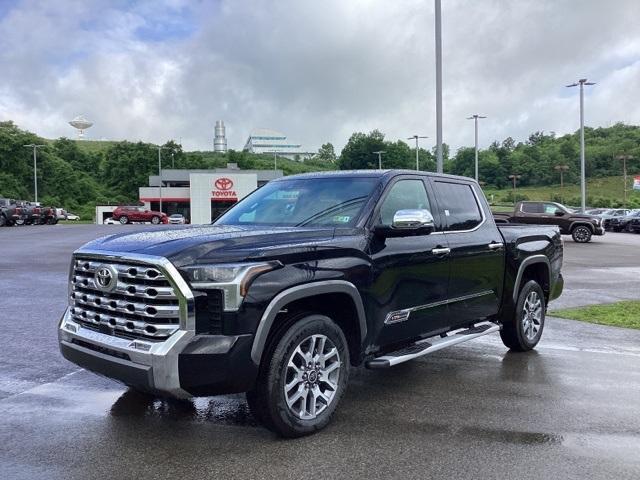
[378,179,431,226]
[432,181,483,231]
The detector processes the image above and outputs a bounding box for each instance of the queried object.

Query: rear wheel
[0,215,6,227]
[246,313,349,438]
[500,280,546,352]
[571,225,592,243]
[119,216,129,225]
[151,215,160,225]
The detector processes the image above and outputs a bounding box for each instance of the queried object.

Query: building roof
[248,128,286,139]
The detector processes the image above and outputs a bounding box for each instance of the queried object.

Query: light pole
[272,150,278,170]
[157,146,169,214]
[171,152,175,169]
[554,165,569,203]
[566,78,595,213]
[508,174,521,204]
[373,151,386,170]
[434,0,443,173]
[615,154,634,208]
[466,115,486,182]
[23,144,45,202]
[407,135,428,170]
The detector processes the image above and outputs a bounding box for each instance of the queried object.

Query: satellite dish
[68,115,93,138]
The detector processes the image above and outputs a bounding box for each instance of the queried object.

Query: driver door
[367,177,451,347]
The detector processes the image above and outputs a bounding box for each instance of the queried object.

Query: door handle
[431,247,451,256]
[488,242,504,250]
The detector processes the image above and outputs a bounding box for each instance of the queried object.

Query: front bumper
[594,226,605,236]
[59,309,257,398]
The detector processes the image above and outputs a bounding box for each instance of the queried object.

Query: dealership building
[135,164,283,224]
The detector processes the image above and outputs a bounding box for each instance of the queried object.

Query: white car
[103,217,119,225]
[168,214,186,224]
[65,213,80,221]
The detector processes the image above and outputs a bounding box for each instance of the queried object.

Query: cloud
[0,0,639,154]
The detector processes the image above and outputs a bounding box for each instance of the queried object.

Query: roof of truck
[276,169,477,183]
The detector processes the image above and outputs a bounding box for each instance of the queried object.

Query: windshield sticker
[333,215,351,223]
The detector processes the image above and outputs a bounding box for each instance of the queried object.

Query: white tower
[214,120,227,153]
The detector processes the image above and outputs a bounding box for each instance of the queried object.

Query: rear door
[430,179,505,325]
[517,202,544,223]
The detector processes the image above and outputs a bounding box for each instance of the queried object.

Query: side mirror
[375,209,435,237]
[554,209,564,216]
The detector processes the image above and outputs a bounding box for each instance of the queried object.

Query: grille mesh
[69,256,181,340]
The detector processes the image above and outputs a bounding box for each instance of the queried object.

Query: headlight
[181,261,282,311]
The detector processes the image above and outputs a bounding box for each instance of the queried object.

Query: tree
[316,143,337,163]
[338,130,385,170]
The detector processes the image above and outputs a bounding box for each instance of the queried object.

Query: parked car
[39,206,59,225]
[597,208,631,230]
[59,170,564,437]
[609,210,640,232]
[493,201,604,243]
[111,205,168,225]
[103,217,119,225]
[168,213,186,224]
[585,208,608,216]
[65,213,81,221]
[0,197,22,226]
[626,213,640,233]
[15,201,41,225]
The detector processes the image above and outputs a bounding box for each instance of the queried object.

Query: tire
[151,216,160,225]
[0,215,6,227]
[246,313,350,438]
[500,280,546,352]
[119,216,129,225]
[613,227,621,233]
[15,219,25,226]
[571,225,592,243]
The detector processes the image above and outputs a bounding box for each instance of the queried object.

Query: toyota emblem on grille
[95,265,117,292]
[215,177,234,190]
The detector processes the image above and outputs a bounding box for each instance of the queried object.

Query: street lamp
[23,144,45,202]
[508,174,521,204]
[566,78,596,213]
[434,0,443,173]
[157,145,170,214]
[466,115,486,182]
[615,154,634,208]
[554,165,569,203]
[373,151,386,170]
[407,135,428,170]
[272,149,278,171]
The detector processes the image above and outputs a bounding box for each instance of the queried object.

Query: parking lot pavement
[1,225,639,479]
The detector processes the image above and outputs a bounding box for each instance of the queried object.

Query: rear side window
[521,203,543,213]
[433,181,483,231]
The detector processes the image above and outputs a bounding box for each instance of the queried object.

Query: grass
[551,301,640,330]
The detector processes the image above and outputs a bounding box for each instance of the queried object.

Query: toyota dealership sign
[212,177,237,201]
[189,173,258,224]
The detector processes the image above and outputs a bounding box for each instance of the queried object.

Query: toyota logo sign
[215,178,234,190]
[94,264,117,292]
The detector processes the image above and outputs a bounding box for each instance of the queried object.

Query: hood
[78,224,343,266]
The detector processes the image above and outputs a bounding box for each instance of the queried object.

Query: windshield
[216,177,379,227]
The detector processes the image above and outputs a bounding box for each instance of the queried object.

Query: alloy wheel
[284,334,341,420]
[522,291,542,342]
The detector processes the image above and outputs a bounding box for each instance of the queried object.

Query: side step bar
[365,321,501,369]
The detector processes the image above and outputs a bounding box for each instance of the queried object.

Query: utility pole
[616,154,634,208]
[407,135,428,170]
[466,115,486,182]
[373,151,386,170]
[157,145,169,214]
[23,144,45,202]
[566,78,595,213]
[554,165,569,203]
[273,150,278,170]
[434,0,443,173]
[508,174,521,204]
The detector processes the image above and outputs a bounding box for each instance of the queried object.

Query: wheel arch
[513,255,551,304]
[569,221,594,233]
[251,280,367,366]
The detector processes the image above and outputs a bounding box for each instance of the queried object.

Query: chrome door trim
[384,290,494,324]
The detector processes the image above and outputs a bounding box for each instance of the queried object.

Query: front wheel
[571,225,592,243]
[247,314,349,438]
[119,216,129,225]
[0,215,6,227]
[151,215,160,225]
[500,280,546,351]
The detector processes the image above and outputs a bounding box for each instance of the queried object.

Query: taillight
[15,207,21,214]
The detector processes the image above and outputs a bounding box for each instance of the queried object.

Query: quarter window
[521,203,543,214]
[378,179,431,226]
[433,181,483,231]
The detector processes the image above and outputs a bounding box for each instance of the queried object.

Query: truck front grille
[69,256,182,340]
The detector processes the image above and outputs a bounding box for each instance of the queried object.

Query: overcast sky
[1,0,639,154]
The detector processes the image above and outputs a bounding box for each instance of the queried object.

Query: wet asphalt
[0,225,639,479]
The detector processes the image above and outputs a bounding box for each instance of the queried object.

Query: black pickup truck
[0,197,22,226]
[59,170,563,437]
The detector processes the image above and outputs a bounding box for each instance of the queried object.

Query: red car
[112,206,168,225]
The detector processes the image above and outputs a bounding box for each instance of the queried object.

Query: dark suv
[112,205,168,225]
[0,198,22,226]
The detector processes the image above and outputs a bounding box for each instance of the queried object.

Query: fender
[512,254,551,303]
[568,221,594,233]
[250,280,367,364]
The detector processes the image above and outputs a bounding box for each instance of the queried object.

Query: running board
[365,321,501,369]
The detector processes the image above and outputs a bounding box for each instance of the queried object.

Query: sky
[1,0,639,154]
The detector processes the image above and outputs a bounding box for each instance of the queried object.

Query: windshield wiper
[295,196,368,227]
